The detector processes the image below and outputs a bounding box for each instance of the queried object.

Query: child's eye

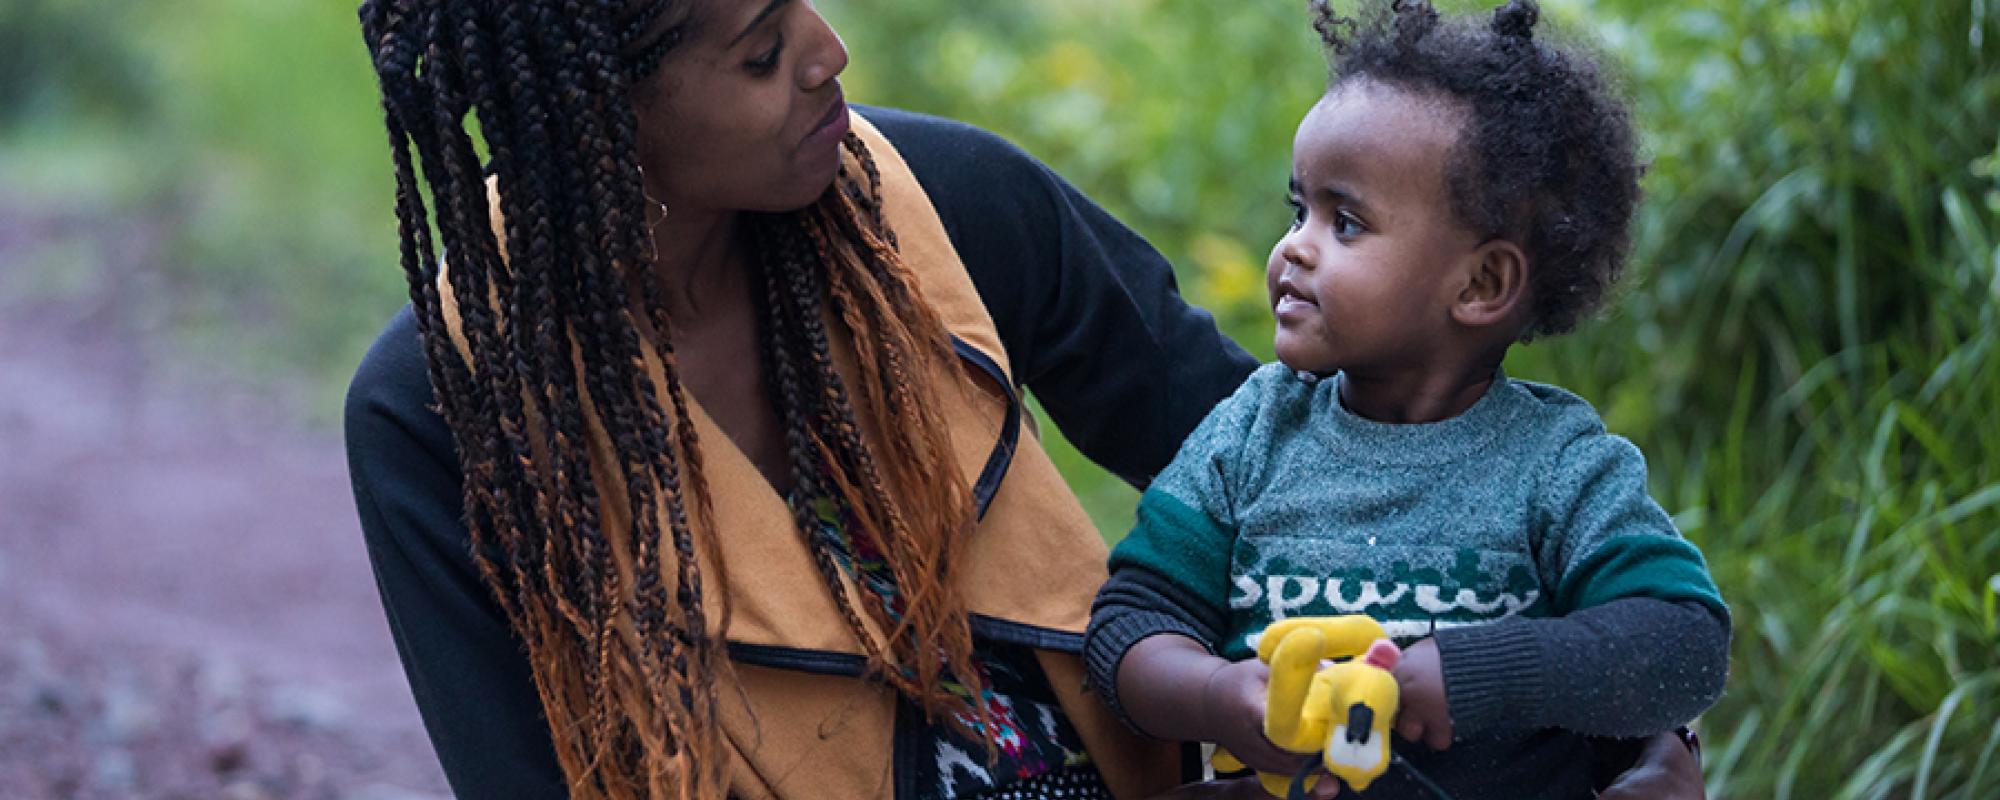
[1285,195,1306,229]
[1333,210,1368,238]
[745,37,784,75]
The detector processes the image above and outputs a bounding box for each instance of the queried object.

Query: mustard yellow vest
[443,113,1183,798]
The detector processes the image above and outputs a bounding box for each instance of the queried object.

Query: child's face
[1267,80,1488,375]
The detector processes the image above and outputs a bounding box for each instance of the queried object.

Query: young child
[1083,1,1729,797]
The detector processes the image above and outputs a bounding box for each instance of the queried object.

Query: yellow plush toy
[1211,616,1403,797]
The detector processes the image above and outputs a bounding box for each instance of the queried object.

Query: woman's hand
[1203,658,1313,776]
[1147,776,1276,799]
[1598,730,1705,800]
[1391,638,1454,750]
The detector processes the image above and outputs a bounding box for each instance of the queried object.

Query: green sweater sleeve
[1086,368,1275,720]
[1105,366,1277,614]
[1536,432,1727,621]
[1434,428,1732,739]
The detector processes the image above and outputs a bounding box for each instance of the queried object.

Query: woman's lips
[805,95,849,149]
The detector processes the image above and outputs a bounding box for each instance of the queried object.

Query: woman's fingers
[1233,739,1314,778]
[1146,777,1273,800]
[1598,731,1705,800]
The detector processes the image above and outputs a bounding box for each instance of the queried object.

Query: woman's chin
[756,165,843,213]
[741,182,836,214]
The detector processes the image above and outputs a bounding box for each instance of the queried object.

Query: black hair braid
[442,6,630,769]
[363,0,726,792]
[549,2,714,769]
[448,0,595,661]
[758,217,880,642]
[405,2,561,643]
[470,2,634,758]
[595,72,721,765]
[751,223,905,686]
[366,14,617,779]
[490,6,656,764]
[484,0,605,647]
[793,212,940,602]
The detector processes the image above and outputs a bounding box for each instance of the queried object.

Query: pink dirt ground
[0,270,452,798]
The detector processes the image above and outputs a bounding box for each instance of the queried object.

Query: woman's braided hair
[359,1,987,796]
[1313,0,1643,339]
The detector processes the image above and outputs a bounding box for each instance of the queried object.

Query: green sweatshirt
[1088,364,1729,799]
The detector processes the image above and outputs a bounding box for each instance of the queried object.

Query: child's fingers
[1395,709,1453,751]
[1422,721,1453,751]
[1395,715,1426,748]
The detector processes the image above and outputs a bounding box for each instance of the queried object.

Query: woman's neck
[641,203,749,325]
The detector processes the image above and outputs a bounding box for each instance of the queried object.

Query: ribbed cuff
[1434,621,1545,739]
[1082,611,1210,735]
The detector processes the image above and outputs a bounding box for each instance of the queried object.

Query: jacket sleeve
[343,306,569,800]
[865,106,1259,488]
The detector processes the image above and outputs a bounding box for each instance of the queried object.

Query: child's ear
[1452,239,1529,328]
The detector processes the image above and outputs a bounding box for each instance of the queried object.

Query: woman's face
[628,0,851,214]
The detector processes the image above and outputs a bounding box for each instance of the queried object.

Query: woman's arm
[865,106,1259,487]
[344,307,568,799]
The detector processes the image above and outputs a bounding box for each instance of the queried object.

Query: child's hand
[1391,638,1454,750]
[1202,658,1313,775]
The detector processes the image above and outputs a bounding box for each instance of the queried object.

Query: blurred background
[1,0,1994,797]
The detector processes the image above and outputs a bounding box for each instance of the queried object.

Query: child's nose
[1279,231,1315,271]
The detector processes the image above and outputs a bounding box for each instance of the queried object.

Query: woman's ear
[1452,239,1529,329]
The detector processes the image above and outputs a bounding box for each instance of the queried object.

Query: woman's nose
[798,12,849,90]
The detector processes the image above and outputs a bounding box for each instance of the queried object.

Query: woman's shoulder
[344,305,453,462]
[856,106,1046,179]
[855,106,1066,220]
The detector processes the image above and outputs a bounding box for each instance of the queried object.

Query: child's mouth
[1275,277,1318,321]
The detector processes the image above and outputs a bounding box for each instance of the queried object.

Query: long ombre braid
[360,0,993,796]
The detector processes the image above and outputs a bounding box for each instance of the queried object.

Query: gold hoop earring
[637,166,670,262]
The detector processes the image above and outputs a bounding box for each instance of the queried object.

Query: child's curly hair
[1314,0,1642,339]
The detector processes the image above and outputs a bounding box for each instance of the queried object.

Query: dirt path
[0,229,452,797]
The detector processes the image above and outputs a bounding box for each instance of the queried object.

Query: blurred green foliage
[1,0,399,401]
[2,0,1995,795]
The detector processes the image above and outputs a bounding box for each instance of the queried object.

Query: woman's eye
[746,37,783,74]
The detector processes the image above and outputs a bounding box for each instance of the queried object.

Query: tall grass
[1514,2,2000,796]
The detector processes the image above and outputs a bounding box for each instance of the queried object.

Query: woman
[345,0,1702,797]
